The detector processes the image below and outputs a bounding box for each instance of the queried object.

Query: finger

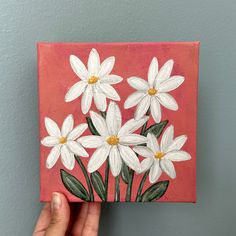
[33,203,51,236]
[82,203,101,236]
[71,203,89,235]
[45,192,70,236]
[67,203,81,233]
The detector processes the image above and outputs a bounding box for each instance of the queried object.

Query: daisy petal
[87,144,110,173]
[90,111,108,136]
[109,146,122,177]
[41,136,59,147]
[45,117,61,137]
[134,95,151,120]
[118,116,149,136]
[67,141,88,157]
[70,55,88,80]
[65,81,87,102]
[155,59,174,88]
[127,77,149,90]
[133,146,154,158]
[118,145,141,172]
[67,123,88,140]
[165,151,191,162]
[61,114,74,137]
[81,85,93,114]
[99,84,120,101]
[119,134,147,145]
[157,93,178,111]
[140,158,154,173]
[158,76,185,93]
[46,145,61,169]
[124,91,146,109]
[88,48,100,76]
[147,133,160,153]
[98,56,115,78]
[148,57,158,87]
[67,141,89,157]
[149,160,162,183]
[167,135,187,152]
[160,159,176,178]
[78,135,104,148]
[61,145,75,170]
[150,97,161,123]
[160,125,174,153]
[94,87,107,112]
[106,101,121,135]
[101,75,123,84]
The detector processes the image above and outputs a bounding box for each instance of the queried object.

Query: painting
[38,42,199,202]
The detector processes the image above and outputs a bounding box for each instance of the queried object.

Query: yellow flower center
[148,88,157,96]
[59,136,67,144]
[88,76,99,84]
[106,135,119,145]
[155,152,165,159]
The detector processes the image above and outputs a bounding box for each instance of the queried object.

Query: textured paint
[38,42,198,202]
[0,0,236,235]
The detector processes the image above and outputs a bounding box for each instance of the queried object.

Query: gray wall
[0,0,235,235]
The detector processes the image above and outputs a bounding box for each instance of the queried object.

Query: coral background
[38,42,199,202]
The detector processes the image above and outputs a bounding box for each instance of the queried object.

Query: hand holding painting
[33,192,101,236]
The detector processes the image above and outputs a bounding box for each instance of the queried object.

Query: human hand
[33,192,101,236]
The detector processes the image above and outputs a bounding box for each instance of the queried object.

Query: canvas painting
[38,42,199,202]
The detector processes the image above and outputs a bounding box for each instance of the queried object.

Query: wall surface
[0,0,236,235]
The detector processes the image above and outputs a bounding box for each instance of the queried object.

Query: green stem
[100,111,106,118]
[140,121,148,136]
[125,109,151,202]
[135,170,149,202]
[75,156,94,202]
[115,176,120,202]
[140,108,150,135]
[125,169,134,202]
[105,159,109,201]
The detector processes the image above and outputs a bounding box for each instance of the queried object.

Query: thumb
[45,192,70,236]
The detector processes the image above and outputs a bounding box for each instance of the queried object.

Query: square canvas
[38,42,199,202]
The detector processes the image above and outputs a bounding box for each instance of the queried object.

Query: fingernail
[51,192,61,211]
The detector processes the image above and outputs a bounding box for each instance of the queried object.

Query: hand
[33,192,101,236]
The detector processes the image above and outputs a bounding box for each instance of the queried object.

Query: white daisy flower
[124,57,185,123]
[133,125,191,183]
[78,102,148,177]
[65,48,123,114]
[41,114,89,170]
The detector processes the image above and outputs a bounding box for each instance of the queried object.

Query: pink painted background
[38,42,199,202]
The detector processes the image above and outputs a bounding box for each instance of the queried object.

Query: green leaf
[121,164,131,184]
[141,180,169,202]
[144,120,168,138]
[60,169,90,201]
[86,117,100,135]
[91,171,106,202]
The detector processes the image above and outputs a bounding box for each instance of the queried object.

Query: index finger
[82,203,101,236]
[71,203,89,235]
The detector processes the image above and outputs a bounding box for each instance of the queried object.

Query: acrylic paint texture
[38,42,199,202]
